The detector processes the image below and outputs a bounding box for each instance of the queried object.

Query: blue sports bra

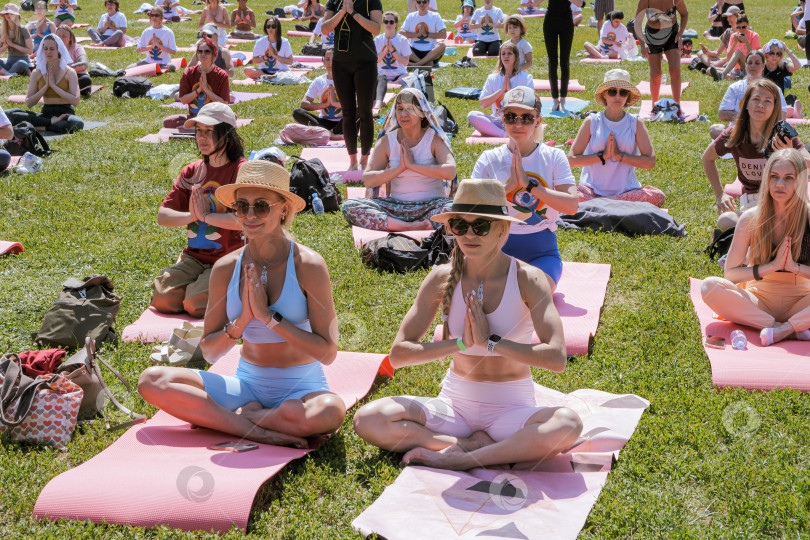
[226,242,311,343]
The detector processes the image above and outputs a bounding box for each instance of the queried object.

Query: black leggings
[292,108,344,134]
[472,40,501,56]
[332,59,376,156]
[5,104,84,134]
[543,17,574,99]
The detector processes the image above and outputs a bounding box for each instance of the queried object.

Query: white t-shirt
[409,0,437,12]
[719,78,788,126]
[454,14,476,39]
[600,22,629,52]
[252,36,293,72]
[472,143,575,234]
[98,12,128,37]
[0,109,10,132]
[472,7,504,42]
[401,11,445,52]
[570,2,582,14]
[305,74,342,120]
[375,33,410,78]
[510,37,532,67]
[482,71,533,113]
[313,18,334,45]
[160,0,178,19]
[139,26,176,64]
[50,0,77,18]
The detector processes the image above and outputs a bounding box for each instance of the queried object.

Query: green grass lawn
[2,0,810,538]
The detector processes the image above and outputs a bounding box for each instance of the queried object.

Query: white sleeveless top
[579,111,642,197]
[387,129,446,202]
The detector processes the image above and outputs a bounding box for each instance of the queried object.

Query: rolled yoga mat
[0,241,23,256]
[690,277,810,392]
[433,261,611,356]
[124,57,188,77]
[353,385,649,540]
[33,346,391,533]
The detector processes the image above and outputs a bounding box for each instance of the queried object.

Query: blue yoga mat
[539,98,590,118]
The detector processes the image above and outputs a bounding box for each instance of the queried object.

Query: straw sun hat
[431,178,524,224]
[594,69,641,108]
[216,160,306,213]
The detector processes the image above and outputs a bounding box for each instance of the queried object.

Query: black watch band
[597,151,606,165]
[526,177,540,194]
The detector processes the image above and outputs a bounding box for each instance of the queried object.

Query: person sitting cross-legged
[293,47,343,140]
[128,7,177,72]
[399,0,446,67]
[352,177,583,471]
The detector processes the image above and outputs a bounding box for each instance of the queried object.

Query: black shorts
[707,25,724,38]
[645,24,679,55]
[412,48,431,60]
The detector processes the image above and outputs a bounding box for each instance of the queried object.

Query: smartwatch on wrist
[266,311,284,329]
[526,177,540,194]
[224,321,240,340]
[486,334,502,354]
[596,151,606,165]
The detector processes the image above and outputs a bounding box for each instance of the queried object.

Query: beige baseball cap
[183,103,238,129]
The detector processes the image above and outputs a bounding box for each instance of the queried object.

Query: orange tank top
[37,72,71,100]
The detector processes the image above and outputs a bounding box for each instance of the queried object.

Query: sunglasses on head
[383,19,396,24]
[447,217,494,236]
[606,88,630,97]
[233,200,278,217]
[502,112,537,125]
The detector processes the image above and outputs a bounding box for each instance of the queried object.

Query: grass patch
[2,0,810,538]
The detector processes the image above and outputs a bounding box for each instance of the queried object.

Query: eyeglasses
[266,23,278,29]
[447,218,494,236]
[149,13,162,18]
[383,19,396,24]
[416,0,428,4]
[502,112,537,125]
[233,200,278,217]
[736,26,748,30]
[606,88,630,97]
[766,51,783,57]
[198,48,213,55]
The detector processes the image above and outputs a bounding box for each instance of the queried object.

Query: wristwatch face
[272,311,284,323]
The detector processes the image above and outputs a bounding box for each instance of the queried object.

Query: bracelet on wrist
[456,337,467,351]
[224,321,241,340]
[752,264,762,281]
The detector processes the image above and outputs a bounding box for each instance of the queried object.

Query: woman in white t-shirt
[467,41,533,138]
[374,11,411,111]
[569,69,663,207]
[470,0,504,56]
[245,16,293,78]
[472,86,578,289]
[88,0,127,48]
[453,0,476,43]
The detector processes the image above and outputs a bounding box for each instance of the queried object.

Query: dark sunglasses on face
[416,0,428,4]
[736,26,748,30]
[606,88,630,97]
[383,19,396,24]
[266,23,278,29]
[233,200,277,217]
[149,13,162,18]
[447,217,494,236]
[766,50,783,56]
[198,48,213,55]
[502,112,537,125]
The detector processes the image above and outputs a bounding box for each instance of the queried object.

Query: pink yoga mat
[723,179,743,198]
[7,85,103,103]
[85,40,136,49]
[122,307,200,343]
[465,130,508,145]
[534,78,586,92]
[228,37,259,44]
[439,38,473,47]
[690,278,810,391]
[124,57,187,77]
[162,91,277,109]
[0,241,23,256]
[580,57,621,64]
[72,23,90,28]
[137,16,191,23]
[787,118,810,126]
[138,118,253,143]
[353,385,649,540]
[33,347,389,533]
[300,147,363,182]
[434,261,610,356]
[287,30,314,37]
[635,80,690,96]
[346,187,435,248]
[638,99,699,122]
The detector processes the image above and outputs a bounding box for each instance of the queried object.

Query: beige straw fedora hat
[594,69,641,107]
[431,178,525,224]
[216,160,306,213]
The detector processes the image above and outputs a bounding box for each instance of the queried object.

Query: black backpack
[4,121,51,157]
[288,156,342,213]
[112,76,153,98]
[361,229,453,273]
[89,62,125,78]
[433,103,459,136]
[705,227,735,261]
[20,0,34,11]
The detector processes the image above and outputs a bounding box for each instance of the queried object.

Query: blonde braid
[441,242,465,340]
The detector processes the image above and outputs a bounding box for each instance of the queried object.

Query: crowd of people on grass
[3,1,810,471]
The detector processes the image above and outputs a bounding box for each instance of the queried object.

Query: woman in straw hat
[140,160,345,448]
[471,86,578,291]
[0,3,33,76]
[353,178,582,470]
[702,148,810,347]
[569,69,663,207]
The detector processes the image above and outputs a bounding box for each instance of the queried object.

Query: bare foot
[796,99,803,119]
[50,113,69,125]
[244,425,309,448]
[457,430,496,452]
[402,447,477,470]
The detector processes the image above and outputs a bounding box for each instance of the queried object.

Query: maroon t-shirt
[161,157,246,265]
[713,126,804,195]
[179,65,231,117]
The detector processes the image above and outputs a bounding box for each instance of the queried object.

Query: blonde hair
[727,76,781,154]
[2,10,23,43]
[749,149,809,265]
[440,220,510,339]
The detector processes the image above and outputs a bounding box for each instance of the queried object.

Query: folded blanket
[559,199,686,237]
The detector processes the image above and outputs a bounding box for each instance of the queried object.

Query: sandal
[149,343,193,367]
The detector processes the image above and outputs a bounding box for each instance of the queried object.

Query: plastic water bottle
[731,329,747,350]
[311,192,325,215]
[662,73,667,86]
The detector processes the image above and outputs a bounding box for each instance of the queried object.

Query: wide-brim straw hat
[595,69,641,107]
[431,178,525,224]
[215,160,306,213]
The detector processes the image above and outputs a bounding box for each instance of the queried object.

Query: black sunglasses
[266,23,278,28]
[502,112,537,125]
[447,218,494,236]
[149,13,162,17]
[606,88,630,97]
[383,19,396,24]
[233,200,278,217]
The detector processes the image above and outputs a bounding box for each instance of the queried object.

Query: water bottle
[311,192,325,215]
[662,73,667,86]
[730,329,747,350]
